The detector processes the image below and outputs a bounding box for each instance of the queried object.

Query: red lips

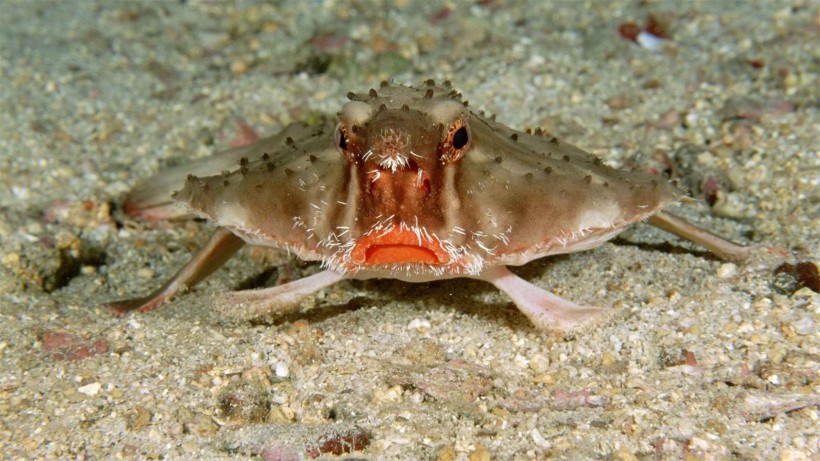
[350,227,449,265]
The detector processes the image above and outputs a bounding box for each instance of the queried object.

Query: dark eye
[452,126,468,149]
[440,119,470,162]
[335,128,348,150]
[335,125,359,162]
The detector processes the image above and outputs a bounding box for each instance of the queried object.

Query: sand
[0,0,817,459]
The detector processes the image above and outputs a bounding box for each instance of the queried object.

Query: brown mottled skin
[108,81,785,332]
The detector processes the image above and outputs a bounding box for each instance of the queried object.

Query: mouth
[350,227,449,266]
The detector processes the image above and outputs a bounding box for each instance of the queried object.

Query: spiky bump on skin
[108,81,784,332]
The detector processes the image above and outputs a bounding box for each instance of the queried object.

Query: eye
[441,118,470,162]
[452,126,468,149]
[335,126,348,151]
[334,124,359,163]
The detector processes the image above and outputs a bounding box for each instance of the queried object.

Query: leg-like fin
[106,228,245,314]
[219,270,345,321]
[648,211,789,265]
[476,266,610,332]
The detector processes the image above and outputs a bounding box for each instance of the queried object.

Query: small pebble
[531,428,550,449]
[78,382,102,396]
[467,445,490,461]
[275,361,289,378]
[716,263,737,279]
[792,317,815,336]
[230,60,249,74]
[636,31,665,51]
[407,318,431,330]
[181,441,200,452]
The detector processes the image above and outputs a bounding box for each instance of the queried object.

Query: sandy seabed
[0,1,817,460]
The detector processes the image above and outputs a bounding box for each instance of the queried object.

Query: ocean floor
[0,1,818,459]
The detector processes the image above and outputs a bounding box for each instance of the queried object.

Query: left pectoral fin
[106,228,245,313]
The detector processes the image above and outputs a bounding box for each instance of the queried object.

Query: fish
[107,80,783,332]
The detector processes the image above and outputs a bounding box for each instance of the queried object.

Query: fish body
[110,81,777,332]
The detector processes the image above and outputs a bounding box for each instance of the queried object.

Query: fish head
[333,85,475,272]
